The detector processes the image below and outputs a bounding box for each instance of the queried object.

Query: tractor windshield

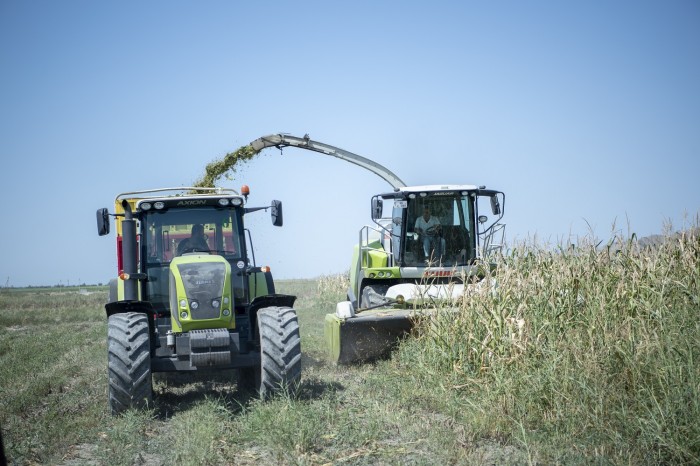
[142,207,243,262]
[140,207,246,313]
[400,192,475,267]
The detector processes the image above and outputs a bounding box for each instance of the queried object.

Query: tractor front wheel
[257,306,301,398]
[107,312,153,414]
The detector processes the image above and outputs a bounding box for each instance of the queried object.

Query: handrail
[353,225,392,303]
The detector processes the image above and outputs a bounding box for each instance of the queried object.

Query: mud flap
[325,310,415,365]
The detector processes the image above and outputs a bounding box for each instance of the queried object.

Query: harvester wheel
[107,312,153,414]
[257,306,301,398]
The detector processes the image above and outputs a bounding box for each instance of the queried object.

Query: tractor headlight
[179,299,187,308]
[378,271,385,278]
[190,300,199,310]
[212,299,221,309]
[223,297,230,305]
[222,309,230,316]
[180,311,188,319]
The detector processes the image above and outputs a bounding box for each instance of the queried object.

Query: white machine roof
[397,184,480,193]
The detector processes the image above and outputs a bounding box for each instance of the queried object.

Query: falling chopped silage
[192,144,261,188]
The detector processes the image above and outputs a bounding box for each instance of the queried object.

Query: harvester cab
[96,186,301,414]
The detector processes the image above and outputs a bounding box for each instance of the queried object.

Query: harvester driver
[178,224,210,255]
[414,207,445,262]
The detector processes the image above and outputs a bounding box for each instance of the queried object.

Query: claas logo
[423,270,453,277]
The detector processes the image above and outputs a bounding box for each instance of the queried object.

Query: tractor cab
[137,197,252,318]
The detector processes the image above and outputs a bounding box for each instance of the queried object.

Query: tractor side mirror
[271,200,283,227]
[490,195,501,215]
[96,208,110,236]
[371,197,383,220]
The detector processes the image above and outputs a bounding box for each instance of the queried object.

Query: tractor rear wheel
[257,306,301,398]
[107,312,153,414]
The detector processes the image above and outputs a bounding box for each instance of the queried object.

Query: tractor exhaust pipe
[121,200,138,301]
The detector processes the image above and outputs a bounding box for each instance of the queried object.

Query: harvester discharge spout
[250,134,407,190]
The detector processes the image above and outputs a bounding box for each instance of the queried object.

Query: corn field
[404,227,700,464]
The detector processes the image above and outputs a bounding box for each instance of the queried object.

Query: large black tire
[257,306,301,398]
[107,312,153,414]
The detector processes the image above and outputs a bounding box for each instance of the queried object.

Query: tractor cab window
[143,209,242,263]
[403,193,474,266]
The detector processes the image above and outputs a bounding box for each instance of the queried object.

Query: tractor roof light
[241,185,250,197]
[140,202,152,211]
[218,198,230,206]
[154,201,165,210]
[231,197,243,206]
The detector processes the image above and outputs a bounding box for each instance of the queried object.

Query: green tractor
[248,134,505,364]
[326,183,505,363]
[96,186,301,414]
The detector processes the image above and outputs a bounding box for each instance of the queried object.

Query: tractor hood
[169,254,234,332]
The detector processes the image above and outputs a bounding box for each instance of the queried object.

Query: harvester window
[403,194,474,266]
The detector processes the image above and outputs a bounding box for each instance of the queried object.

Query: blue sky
[1,1,698,287]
